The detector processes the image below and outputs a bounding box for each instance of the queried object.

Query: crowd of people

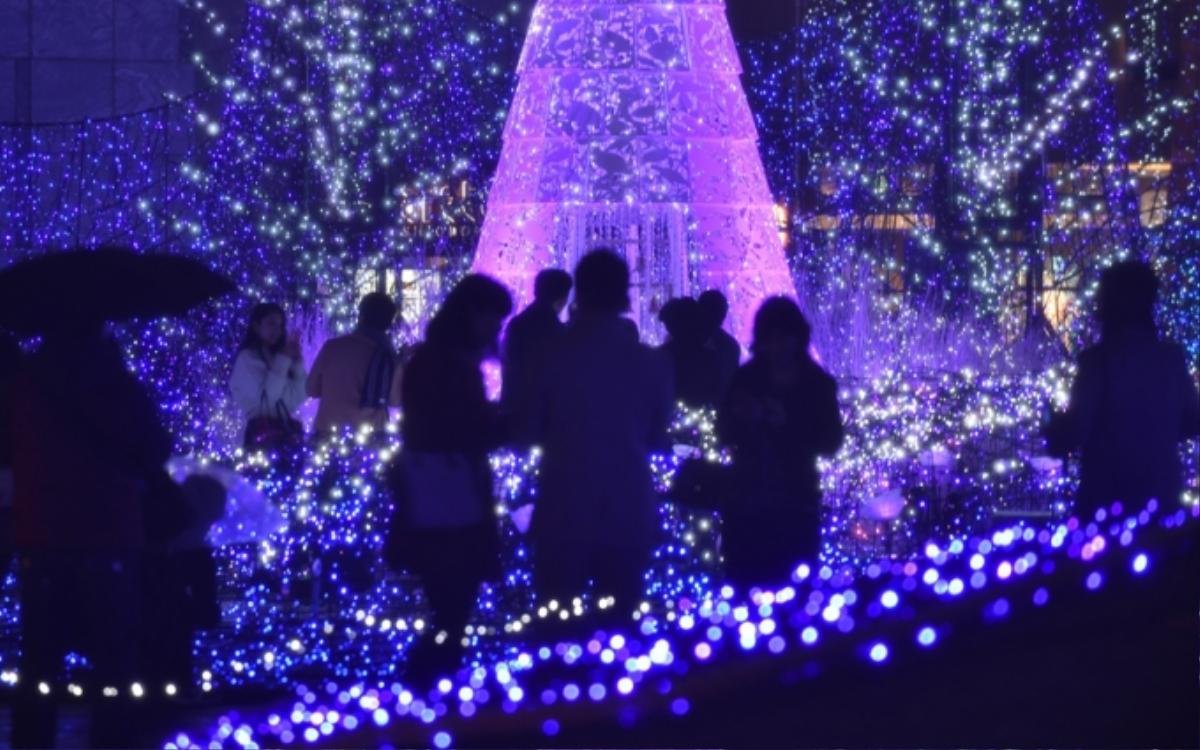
[0,248,1196,745]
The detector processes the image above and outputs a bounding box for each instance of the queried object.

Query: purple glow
[990,598,1010,618]
[471,0,795,345]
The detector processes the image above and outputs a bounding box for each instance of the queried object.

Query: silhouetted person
[230,302,307,448]
[502,269,572,418]
[698,289,741,401]
[658,297,725,407]
[524,249,674,624]
[384,275,513,681]
[1047,260,1200,514]
[10,322,175,748]
[0,332,21,566]
[718,297,844,587]
[143,475,226,695]
[307,292,401,435]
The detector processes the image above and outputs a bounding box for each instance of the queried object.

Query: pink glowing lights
[471,0,795,345]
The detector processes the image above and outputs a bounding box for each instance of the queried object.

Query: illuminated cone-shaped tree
[471,0,794,343]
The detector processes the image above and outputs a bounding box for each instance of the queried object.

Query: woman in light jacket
[229,302,307,445]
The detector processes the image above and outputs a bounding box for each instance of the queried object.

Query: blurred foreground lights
[916,627,938,647]
[1131,553,1149,574]
[868,642,889,663]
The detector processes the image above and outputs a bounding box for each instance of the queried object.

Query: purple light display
[471,0,795,343]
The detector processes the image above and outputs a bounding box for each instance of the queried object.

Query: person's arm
[264,353,305,414]
[1171,348,1200,439]
[510,351,550,449]
[1046,350,1103,456]
[717,367,761,452]
[648,350,675,452]
[305,346,326,399]
[388,357,404,409]
[229,350,268,414]
[464,362,508,452]
[808,373,845,456]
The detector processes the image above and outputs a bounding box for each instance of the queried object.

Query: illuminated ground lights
[159,498,1197,749]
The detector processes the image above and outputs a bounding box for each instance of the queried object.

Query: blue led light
[916,627,937,647]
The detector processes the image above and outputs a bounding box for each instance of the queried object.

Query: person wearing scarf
[307,292,400,436]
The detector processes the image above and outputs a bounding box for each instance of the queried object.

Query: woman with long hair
[229,302,307,447]
[717,297,844,588]
[384,274,513,682]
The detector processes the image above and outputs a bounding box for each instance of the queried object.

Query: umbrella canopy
[0,248,235,334]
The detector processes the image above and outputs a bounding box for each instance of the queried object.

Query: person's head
[240,302,287,355]
[574,248,630,315]
[697,289,730,331]
[658,297,702,344]
[427,274,514,358]
[358,292,398,333]
[751,297,811,365]
[1098,259,1158,337]
[533,269,573,314]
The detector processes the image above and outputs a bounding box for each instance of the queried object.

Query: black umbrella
[0,248,235,334]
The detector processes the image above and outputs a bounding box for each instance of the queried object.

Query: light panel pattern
[472,0,795,342]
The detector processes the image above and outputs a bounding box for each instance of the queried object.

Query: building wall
[0,0,243,124]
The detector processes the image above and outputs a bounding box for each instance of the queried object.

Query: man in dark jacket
[501,269,572,418]
[1047,261,1200,514]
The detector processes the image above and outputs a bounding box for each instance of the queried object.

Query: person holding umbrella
[0,247,233,748]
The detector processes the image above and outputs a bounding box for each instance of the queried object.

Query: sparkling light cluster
[164,497,1198,749]
[743,0,1200,359]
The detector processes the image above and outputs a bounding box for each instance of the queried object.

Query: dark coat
[718,357,844,512]
[659,338,727,408]
[385,342,506,576]
[1050,330,1200,512]
[717,355,844,581]
[708,327,742,404]
[11,335,172,551]
[524,314,674,557]
[501,301,565,417]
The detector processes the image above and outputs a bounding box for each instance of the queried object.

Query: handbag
[244,395,303,450]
